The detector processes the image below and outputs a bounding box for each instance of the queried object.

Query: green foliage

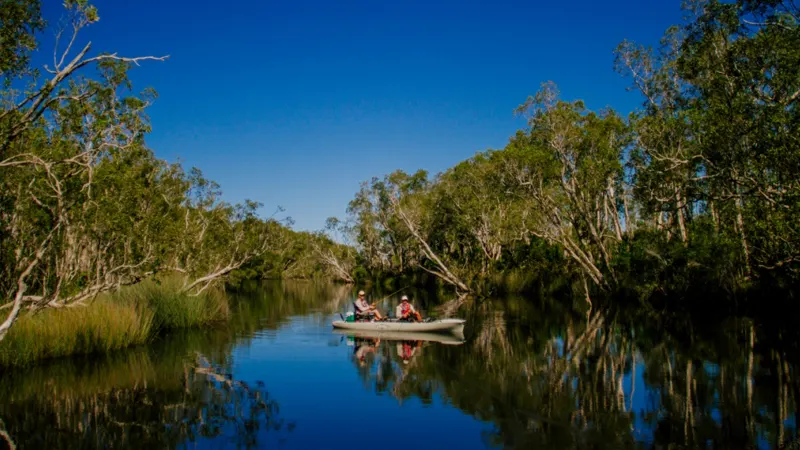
[342,0,800,303]
[613,221,746,303]
[226,225,358,287]
[0,0,44,82]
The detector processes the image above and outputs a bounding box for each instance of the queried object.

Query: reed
[0,276,229,368]
[116,277,229,331]
[0,301,154,368]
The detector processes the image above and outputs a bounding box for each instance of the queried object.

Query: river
[0,280,797,449]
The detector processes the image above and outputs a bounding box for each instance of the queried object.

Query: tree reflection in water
[0,281,355,450]
[346,296,800,449]
[4,281,800,449]
[0,331,294,450]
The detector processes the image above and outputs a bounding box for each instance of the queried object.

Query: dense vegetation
[339,0,800,305]
[0,0,353,343]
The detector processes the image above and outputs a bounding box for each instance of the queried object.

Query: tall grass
[0,301,154,368]
[117,277,229,331]
[0,276,229,368]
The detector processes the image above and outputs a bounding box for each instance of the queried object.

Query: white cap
[401,295,409,301]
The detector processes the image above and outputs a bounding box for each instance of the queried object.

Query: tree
[0,1,294,342]
[433,150,528,277]
[0,0,168,339]
[505,82,630,295]
[677,0,800,276]
[307,217,357,283]
[615,28,701,244]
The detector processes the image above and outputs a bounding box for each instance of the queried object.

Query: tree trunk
[622,189,633,236]
[663,212,673,242]
[182,262,244,294]
[563,238,605,287]
[610,197,623,241]
[0,232,55,343]
[675,189,688,244]
[709,199,719,233]
[394,202,470,293]
[735,188,752,278]
[398,248,404,272]
[581,274,592,310]
[607,181,623,241]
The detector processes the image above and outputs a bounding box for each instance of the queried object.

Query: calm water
[1,281,798,449]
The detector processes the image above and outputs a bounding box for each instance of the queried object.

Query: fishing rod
[370,285,410,305]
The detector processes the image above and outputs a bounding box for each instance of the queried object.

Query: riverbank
[0,277,229,368]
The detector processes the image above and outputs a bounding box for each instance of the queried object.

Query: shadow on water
[2,281,800,449]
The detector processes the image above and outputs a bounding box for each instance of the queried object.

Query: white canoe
[331,328,465,345]
[331,318,466,335]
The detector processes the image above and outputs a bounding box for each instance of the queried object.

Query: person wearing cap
[353,290,385,321]
[395,295,422,322]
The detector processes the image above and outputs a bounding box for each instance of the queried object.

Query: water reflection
[344,335,454,406]
[0,327,294,450]
[342,295,800,449]
[1,281,799,449]
[332,329,466,345]
[0,281,354,450]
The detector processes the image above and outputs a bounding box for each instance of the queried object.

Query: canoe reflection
[337,328,466,406]
[331,328,466,344]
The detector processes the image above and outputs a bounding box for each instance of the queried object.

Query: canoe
[331,328,465,345]
[331,318,465,335]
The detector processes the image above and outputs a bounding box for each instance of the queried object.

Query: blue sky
[39,0,685,232]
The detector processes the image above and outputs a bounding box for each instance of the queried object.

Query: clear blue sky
[40,0,684,232]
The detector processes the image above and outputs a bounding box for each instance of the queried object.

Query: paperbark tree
[504,82,630,291]
[0,1,288,341]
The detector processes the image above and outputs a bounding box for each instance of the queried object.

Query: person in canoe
[354,290,386,321]
[395,295,422,322]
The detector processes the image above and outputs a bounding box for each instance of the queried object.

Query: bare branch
[0,227,58,342]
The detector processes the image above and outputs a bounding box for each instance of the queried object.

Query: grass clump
[119,277,229,330]
[0,301,154,368]
[0,276,229,368]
